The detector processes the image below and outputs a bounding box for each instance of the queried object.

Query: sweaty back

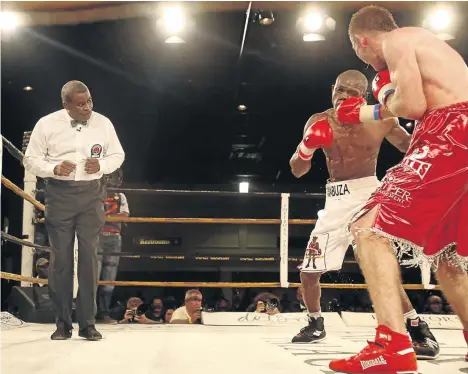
[397,27,468,110]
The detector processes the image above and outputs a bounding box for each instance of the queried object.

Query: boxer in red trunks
[328,5,468,374]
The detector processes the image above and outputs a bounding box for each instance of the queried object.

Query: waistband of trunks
[421,101,468,121]
[325,176,379,198]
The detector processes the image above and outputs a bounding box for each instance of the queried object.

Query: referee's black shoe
[50,322,72,340]
[78,325,102,341]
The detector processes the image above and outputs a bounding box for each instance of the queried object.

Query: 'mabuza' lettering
[327,184,350,197]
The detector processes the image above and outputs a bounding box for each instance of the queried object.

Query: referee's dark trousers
[44,178,105,329]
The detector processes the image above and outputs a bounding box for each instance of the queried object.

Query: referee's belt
[101,231,121,236]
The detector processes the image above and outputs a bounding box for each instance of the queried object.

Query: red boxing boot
[329,325,417,374]
[464,330,468,362]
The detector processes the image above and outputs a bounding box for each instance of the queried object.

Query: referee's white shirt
[23,109,125,181]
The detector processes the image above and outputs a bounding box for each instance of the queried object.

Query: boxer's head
[332,70,368,109]
[348,6,398,71]
[62,80,93,121]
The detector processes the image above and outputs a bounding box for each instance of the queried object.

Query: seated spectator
[247,292,281,315]
[283,287,306,313]
[164,309,175,323]
[117,297,146,323]
[170,289,203,324]
[33,258,49,288]
[216,297,231,312]
[425,295,445,314]
[144,298,165,323]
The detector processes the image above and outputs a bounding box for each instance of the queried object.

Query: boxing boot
[406,317,439,360]
[291,316,326,343]
[329,325,418,374]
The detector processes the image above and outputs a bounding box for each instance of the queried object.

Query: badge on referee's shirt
[90,144,103,158]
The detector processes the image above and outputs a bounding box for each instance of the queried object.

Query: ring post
[280,193,290,288]
[20,170,37,286]
[420,260,435,290]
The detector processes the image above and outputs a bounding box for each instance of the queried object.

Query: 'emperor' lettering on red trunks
[381,184,412,207]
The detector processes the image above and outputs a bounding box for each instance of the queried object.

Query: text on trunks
[326,183,350,197]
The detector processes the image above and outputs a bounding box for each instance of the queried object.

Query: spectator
[426,295,444,314]
[247,292,281,315]
[216,297,231,312]
[33,258,49,288]
[284,287,307,313]
[117,297,145,323]
[170,289,203,324]
[96,168,129,324]
[164,309,175,323]
[144,298,165,322]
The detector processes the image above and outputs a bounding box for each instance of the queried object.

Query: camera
[257,297,280,312]
[128,304,148,322]
[266,297,279,311]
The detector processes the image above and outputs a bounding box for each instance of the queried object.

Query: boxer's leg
[291,271,326,343]
[400,287,416,316]
[436,259,468,331]
[351,205,406,334]
[301,272,322,314]
[355,247,417,323]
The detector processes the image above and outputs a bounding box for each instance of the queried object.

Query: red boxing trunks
[352,101,468,270]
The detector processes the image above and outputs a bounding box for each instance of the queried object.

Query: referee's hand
[85,158,100,174]
[54,161,76,176]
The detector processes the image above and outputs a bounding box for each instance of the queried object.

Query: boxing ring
[1,136,467,374]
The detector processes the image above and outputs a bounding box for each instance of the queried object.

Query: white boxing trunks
[301,176,381,273]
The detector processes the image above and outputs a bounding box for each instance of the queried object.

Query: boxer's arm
[289,114,324,178]
[383,118,411,153]
[382,35,427,120]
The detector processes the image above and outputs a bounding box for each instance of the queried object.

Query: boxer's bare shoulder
[324,110,407,182]
[384,27,468,111]
[303,111,329,135]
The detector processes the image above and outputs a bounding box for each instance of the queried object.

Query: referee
[23,80,125,340]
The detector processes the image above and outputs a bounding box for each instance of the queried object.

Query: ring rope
[1,231,51,252]
[1,176,45,211]
[108,187,326,199]
[2,176,317,225]
[0,272,441,290]
[5,232,355,263]
[38,217,318,224]
[2,135,25,163]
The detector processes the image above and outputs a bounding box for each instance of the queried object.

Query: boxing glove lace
[297,119,333,160]
[372,69,395,106]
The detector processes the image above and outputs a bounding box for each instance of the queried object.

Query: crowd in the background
[95,285,455,325]
[26,251,454,325]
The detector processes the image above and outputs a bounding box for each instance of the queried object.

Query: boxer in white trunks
[289,70,439,359]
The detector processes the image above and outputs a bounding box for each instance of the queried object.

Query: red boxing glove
[337,97,383,124]
[297,119,333,160]
[372,69,395,106]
